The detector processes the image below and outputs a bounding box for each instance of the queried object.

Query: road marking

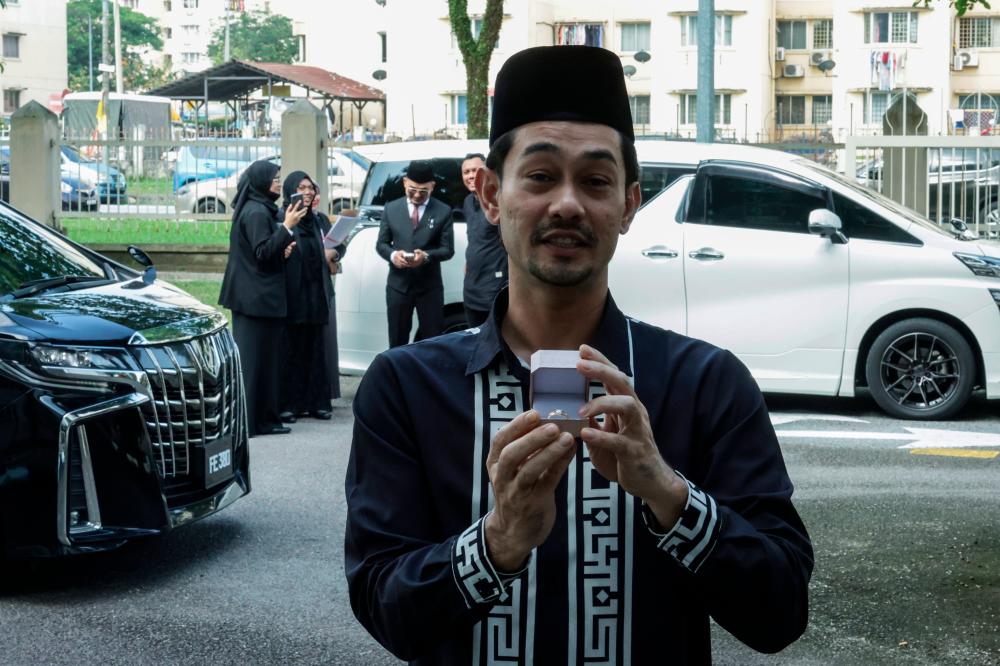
[769,413,869,426]
[908,448,999,459]
[775,427,1000,450]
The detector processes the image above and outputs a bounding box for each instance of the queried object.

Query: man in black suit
[375,159,455,348]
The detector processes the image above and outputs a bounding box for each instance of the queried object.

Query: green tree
[206,10,297,65]
[66,0,166,92]
[449,0,503,139]
[914,0,989,12]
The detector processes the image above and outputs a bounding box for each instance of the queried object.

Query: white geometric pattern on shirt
[468,363,536,666]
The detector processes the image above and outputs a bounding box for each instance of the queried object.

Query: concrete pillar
[281,100,327,211]
[10,101,61,228]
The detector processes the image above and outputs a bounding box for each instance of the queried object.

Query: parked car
[60,145,127,204]
[0,200,250,557]
[174,149,369,214]
[857,148,1000,237]
[171,142,274,192]
[337,140,1000,419]
[2,146,103,211]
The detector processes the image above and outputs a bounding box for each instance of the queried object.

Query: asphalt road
[1,381,997,665]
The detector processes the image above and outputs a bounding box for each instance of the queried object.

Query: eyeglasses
[406,187,430,196]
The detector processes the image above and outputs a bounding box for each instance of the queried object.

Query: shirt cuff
[640,471,721,573]
[283,225,294,236]
[451,515,530,609]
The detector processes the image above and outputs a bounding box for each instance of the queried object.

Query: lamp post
[696,0,715,143]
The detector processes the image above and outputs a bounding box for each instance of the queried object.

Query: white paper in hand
[324,215,360,248]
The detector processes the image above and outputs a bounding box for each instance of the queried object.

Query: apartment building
[283,0,1000,141]
[0,0,68,119]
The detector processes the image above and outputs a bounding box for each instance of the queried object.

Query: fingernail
[561,435,575,447]
[578,406,588,417]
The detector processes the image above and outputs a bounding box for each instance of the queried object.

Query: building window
[620,22,651,52]
[813,19,833,49]
[182,0,198,8]
[163,27,173,39]
[2,34,21,59]
[451,94,468,125]
[3,89,21,114]
[958,17,1000,48]
[812,95,832,124]
[681,15,733,47]
[776,96,806,125]
[776,20,806,50]
[556,23,604,47]
[862,91,890,124]
[123,0,139,8]
[181,52,200,64]
[864,12,918,44]
[452,17,498,50]
[378,31,387,63]
[295,34,306,62]
[681,93,732,125]
[164,0,172,10]
[630,95,650,124]
[181,24,199,38]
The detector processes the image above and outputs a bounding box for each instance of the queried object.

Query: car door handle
[641,245,679,259]
[688,247,725,261]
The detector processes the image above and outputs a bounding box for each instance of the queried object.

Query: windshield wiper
[10,275,113,300]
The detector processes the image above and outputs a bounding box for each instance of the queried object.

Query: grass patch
[63,218,230,246]
[128,176,173,198]
[172,279,230,324]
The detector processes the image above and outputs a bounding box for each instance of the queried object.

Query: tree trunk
[448,0,504,139]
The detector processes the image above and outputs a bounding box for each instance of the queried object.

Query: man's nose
[549,181,586,219]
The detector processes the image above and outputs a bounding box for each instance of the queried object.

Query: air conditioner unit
[783,64,805,78]
[956,49,979,68]
[810,51,829,67]
[775,47,786,61]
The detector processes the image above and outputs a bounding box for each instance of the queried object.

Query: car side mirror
[808,209,847,245]
[950,218,979,240]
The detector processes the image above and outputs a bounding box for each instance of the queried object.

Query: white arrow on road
[769,413,869,426]
[776,428,1000,449]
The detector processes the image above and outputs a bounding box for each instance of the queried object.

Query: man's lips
[537,230,592,248]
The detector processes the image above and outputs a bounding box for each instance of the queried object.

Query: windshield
[190,145,247,160]
[0,205,106,295]
[797,159,956,239]
[360,158,467,209]
[341,150,372,170]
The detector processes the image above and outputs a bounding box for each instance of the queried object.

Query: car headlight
[954,252,1000,278]
[31,345,132,370]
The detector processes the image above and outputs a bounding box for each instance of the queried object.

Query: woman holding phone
[276,171,335,421]
[219,160,307,437]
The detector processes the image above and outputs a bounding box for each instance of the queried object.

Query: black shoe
[259,425,291,435]
[279,411,297,424]
[309,410,332,420]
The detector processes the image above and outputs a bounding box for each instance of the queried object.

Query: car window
[832,191,919,244]
[0,207,105,295]
[702,174,826,234]
[639,165,696,207]
[359,158,466,210]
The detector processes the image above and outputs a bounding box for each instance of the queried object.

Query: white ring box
[529,350,588,437]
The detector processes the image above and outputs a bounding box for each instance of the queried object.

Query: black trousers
[464,306,490,329]
[386,285,443,348]
[282,322,332,415]
[232,312,285,437]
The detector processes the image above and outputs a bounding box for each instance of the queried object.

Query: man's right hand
[484,410,576,572]
[391,251,412,269]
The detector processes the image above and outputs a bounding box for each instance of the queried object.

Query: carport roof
[146,60,385,103]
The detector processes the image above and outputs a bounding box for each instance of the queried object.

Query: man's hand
[411,249,429,266]
[576,344,689,530]
[391,251,413,269]
[484,410,576,572]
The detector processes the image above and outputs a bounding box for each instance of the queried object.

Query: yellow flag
[95,98,107,134]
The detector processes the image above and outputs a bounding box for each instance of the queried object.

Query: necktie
[411,204,420,229]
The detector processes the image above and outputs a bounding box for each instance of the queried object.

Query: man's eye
[527,172,553,182]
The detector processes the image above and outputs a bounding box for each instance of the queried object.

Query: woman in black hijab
[276,171,336,420]
[219,160,306,436]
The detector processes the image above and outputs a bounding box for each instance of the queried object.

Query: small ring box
[530,350,588,438]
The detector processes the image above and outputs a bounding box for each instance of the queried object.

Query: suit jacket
[218,199,293,317]
[375,197,454,294]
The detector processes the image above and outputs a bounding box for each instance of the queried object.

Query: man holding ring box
[346,46,813,665]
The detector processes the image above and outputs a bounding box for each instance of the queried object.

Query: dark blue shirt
[461,193,507,311]
[345,289,813,665]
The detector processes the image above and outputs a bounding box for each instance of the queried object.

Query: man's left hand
[411,249,429,266]
[576,344,689,530]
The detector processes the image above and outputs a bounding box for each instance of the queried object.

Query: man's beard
[526,221,597,287]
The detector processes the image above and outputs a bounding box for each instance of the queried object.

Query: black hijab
[231,159,280,222]
[279,170,328,324]
[281,170,318,234]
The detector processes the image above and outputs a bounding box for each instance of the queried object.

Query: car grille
[130,327,243,481]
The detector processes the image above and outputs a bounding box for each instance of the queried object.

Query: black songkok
[405,160,435,184]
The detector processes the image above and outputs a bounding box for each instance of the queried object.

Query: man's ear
[476,167,502,227]
[620,182,642,235]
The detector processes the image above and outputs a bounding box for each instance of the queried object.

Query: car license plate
[203,436,234,488]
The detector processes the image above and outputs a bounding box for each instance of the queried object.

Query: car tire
[330,199,352,215]
[442,310,469,334]
[864,318,975,420]
[196,198,225,214]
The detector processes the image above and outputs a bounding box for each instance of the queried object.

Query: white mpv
[338,141,1000,419]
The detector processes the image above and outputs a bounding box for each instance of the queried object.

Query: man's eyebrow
[520,143,619,165]
[582,148,618,165]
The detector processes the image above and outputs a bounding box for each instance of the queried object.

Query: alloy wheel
[878,332,961,412]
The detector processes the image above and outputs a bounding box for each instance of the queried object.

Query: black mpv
[0,202,250,557]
